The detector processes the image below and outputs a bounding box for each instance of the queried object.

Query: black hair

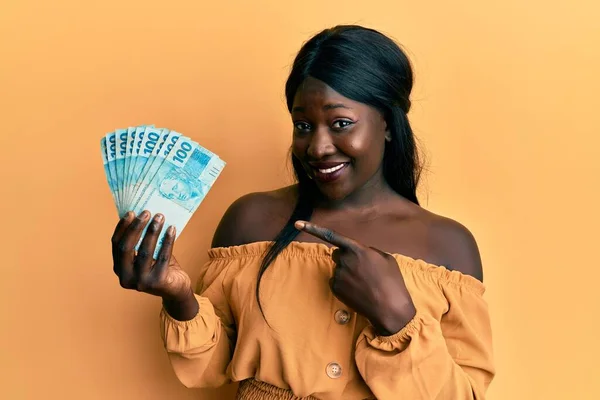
[256,25,422,318]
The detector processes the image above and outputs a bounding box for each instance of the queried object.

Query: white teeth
[318,164,345,174]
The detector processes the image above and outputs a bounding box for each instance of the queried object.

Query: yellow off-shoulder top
[159,241,495,400]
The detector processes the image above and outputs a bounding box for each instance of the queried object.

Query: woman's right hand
[111,211,198,320]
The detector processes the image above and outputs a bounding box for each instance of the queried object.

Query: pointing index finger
[294,220,359,250]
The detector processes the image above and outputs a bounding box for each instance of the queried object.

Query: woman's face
[291,77,389,202]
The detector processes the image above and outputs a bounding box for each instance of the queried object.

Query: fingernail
[139,210,149,219]
[294,221,305,229]
[123,211,132,219]
[168,226,176,235]
[154,214,164,222]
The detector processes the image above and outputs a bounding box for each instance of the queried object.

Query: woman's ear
[384,124,392,142]
[382,115,392,142]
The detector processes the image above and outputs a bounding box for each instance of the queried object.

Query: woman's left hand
[295,220,416,336]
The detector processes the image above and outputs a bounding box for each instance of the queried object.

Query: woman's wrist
[371,296,416,336]
[162,288,199,321]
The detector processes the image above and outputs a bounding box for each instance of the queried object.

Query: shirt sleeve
[159,258,236,389]
[355,279,495,399]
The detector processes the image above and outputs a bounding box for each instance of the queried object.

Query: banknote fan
[100,125,226,257]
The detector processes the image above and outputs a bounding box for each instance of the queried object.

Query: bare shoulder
[211,185,297,248]
[419,208,484,282]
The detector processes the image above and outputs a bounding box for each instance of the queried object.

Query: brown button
[334,309,351,325]
[326,362,342,379]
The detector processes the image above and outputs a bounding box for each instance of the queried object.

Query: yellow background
[1,1,598,399]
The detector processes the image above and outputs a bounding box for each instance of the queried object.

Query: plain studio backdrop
[1,1,599,399]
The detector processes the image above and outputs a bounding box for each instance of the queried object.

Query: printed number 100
[173,141,193,163]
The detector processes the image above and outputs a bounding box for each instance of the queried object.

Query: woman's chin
[315,184,351,203]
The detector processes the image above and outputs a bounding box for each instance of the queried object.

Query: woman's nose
[306,129,336,160]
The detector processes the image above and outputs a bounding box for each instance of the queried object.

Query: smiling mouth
[317,163,346,174]
[309,162,349,183]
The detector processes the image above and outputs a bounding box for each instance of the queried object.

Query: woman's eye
[294,122,311,131]
[332,120,353,130]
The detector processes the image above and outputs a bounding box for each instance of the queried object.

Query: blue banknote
[104,132,121,214]
[133,135,226,257]
[130,128,179,212]
[123,126,136,206]
[100,137,118,210]
[125,126,161,206]
[106,125,154,214]
[115,128,129,213]
[124,125,154,206]
[125,126,147,205]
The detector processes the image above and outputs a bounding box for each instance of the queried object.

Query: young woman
[111,25,495,400]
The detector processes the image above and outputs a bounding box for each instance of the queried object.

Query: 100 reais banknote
[101,125,226,257]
